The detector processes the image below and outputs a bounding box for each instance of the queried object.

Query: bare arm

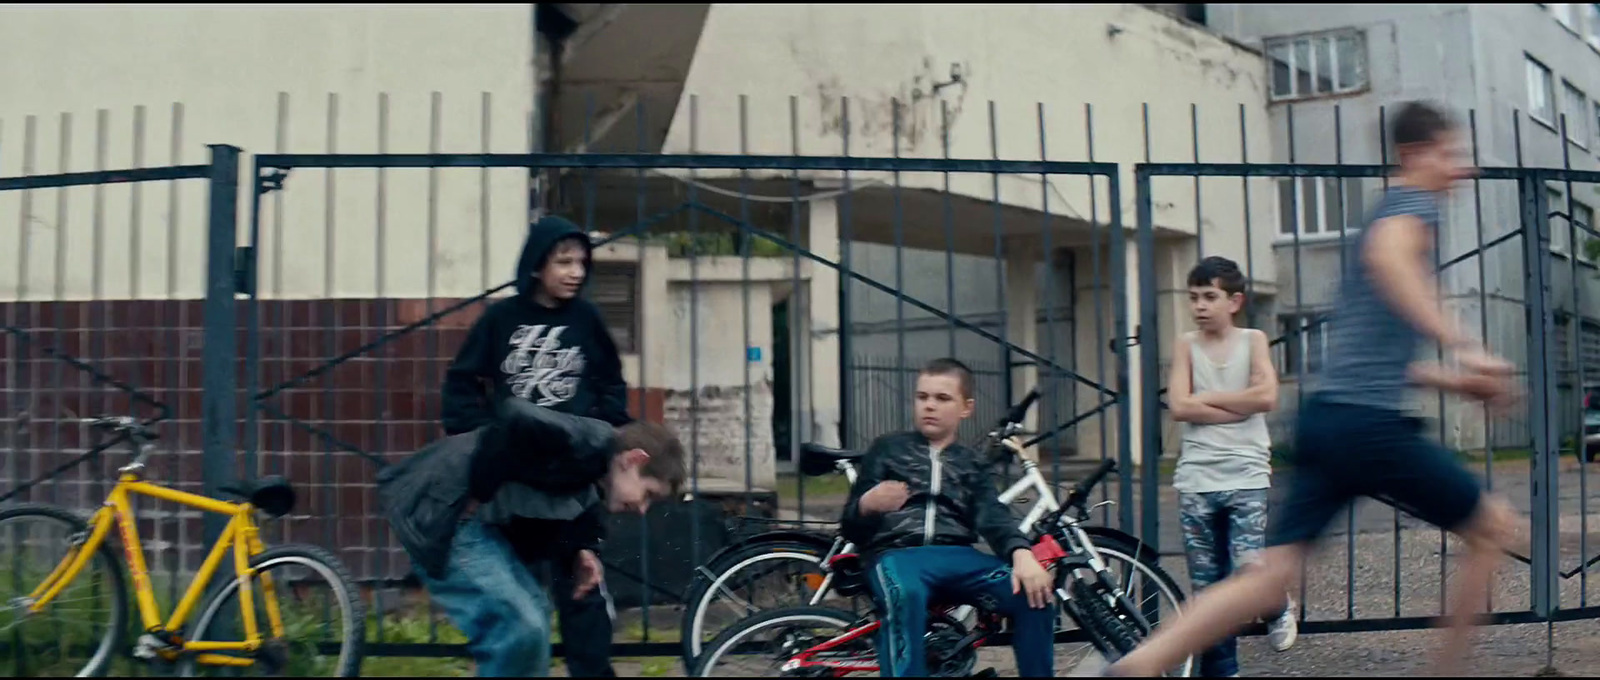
[1364,214,1468,350]
[1168,334,1249,424]
[1197,330,1280,415]
[1407,361,1467,393]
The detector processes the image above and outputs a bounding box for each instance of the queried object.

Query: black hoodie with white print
[440,214,631,560]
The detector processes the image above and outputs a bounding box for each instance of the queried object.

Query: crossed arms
[1168,329,1278,424]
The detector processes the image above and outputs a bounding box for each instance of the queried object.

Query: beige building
[0,3,1277,503]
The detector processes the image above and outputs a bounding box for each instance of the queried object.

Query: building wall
[1202,3,1600,450]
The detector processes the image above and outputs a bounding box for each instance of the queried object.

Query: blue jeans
[416,519,553,677]
[1178,489,1270,678]
[868,546,1055,678]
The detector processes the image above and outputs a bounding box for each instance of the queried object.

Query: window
[1564,80,1591,146]
[1587,4,1600,48]
[1278,313,1329,376]
[1553,3,1578,29]
[1577,202,1596,261]
[589,261,640,353]
[1528,56,1556,124]
[1276,177,1366,238]
[1265,29,1368,101]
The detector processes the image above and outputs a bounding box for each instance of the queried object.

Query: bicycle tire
[690,605,863,677]
[0,503,129,677]
[678,538,834,669]
[178,543,366,677]
[1056,532,1189,675]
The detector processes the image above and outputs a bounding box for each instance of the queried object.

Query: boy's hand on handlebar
[572,549,604,600]
[1010,550,1053,609]
[859,481,910,515]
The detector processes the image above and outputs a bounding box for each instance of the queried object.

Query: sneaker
[1266,598,1298,652]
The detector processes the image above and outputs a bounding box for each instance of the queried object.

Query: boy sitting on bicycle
[839,357,1056,677]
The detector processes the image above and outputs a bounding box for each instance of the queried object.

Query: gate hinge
[258,169,289,196]
[234,246,256,297]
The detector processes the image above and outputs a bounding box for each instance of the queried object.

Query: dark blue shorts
[1265,396,1485,548]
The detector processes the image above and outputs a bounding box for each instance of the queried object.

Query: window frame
[588,260,642,354]
[1264,28,1370,102]
[1563,79,1591,148]
[1277,312,1330,377]
[1275,176,1367,241]
[1587,4,1600,49]
[1528,55,1557,125]
[1553,2,1579,30]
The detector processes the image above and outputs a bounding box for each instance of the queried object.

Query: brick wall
[0,297,669,581]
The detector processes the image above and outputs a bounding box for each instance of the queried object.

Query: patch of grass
[776,471,854,500]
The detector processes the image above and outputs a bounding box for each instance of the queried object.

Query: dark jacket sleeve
[565,504,607,556]
[586,303,633,426]
[838,437,891,548]
[441,310,499,435]
[966,456,1032,559]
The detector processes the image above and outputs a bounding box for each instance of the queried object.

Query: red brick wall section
[0,298,668,581]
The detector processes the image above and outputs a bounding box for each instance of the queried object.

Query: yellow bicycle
[1,416,365,676]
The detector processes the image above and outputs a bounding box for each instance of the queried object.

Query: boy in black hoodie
[439,214,632,677]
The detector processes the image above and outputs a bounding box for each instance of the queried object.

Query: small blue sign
[747,346,762,362]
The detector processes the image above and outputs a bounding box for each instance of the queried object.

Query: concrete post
[807,197,842,448]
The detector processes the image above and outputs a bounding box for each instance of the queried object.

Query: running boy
[840,358,1057,678]
[439,213,635,677]
[1108,101,1519,677]
[1168,255,1296,678]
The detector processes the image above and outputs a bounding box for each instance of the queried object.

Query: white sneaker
[1266,598,1298,652]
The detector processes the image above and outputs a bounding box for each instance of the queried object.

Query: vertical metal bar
[1087,103,1112,525]
[688,94,702,569]
[839,97,854,448]
[738,95,754,505]
[1514,109,1527,614]
[321,93,343,641]
[1038,103,1059,487]
[1191,103,1203,260]
[634,96,653,637]
[1379,104,1404,619]
[1524,171,1558,620]
[201,144,242,553]
[1136,103,1160,552]
[15,116,34,508]
[790,96,807,520]
[989,101,1011,419]
[1129,165,1153,543]
[1558,112,1585,609]
[1288,103,1313,621]
[49,113,69,510]
[942,101,957,358]
[1239,105,1257,330]
[270,93,290,551]
[425,91,443,643]
[1334,103,1357,621]
[166,102,186,589]
[1113,153,1134,538]
[1467,108,1494,614]
[91,109,107,510]
[373,90,391,641]
[892,99,907,427]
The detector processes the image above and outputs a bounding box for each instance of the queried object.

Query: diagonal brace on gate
[684,201,1120,400]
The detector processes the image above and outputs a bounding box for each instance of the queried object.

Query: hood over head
[515,214,594,301]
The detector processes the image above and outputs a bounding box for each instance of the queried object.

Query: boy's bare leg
[1434,494,1516,676]
[1109,544,1307,677]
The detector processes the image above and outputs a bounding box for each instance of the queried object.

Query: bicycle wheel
[1055,532,1192,677]
[177,544,365,677]
[691,605,872,678]
[679,538,871,668]
[0,503,129,677]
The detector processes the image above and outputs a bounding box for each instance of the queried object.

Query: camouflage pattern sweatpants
[1178,488,1270,678]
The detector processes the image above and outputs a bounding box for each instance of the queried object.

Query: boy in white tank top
[1167,256,1296,677]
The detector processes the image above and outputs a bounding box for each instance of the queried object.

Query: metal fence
[3,95,1600,667]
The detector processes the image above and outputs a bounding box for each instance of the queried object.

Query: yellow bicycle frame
[23,472,286,668]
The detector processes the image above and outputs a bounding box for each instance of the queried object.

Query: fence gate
[1132,103,1600,656]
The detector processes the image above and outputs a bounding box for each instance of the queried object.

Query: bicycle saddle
[219,475,297,519]
[799,443,864,478]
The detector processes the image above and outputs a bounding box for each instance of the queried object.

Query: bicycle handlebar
[998,388,1041,430]
[1062,458,1116,510]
